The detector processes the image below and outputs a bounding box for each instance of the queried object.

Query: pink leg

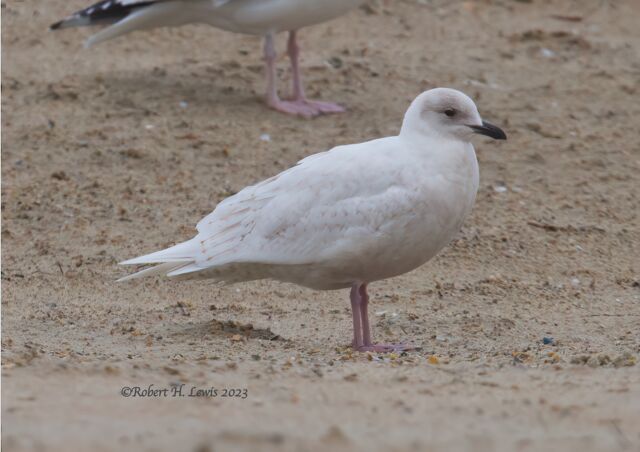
[263,32,323,118]
[350,285,363,348]
[359,284,372,346]
[350,283,414,353]
[287,30,345,116]
[263,33,280,109]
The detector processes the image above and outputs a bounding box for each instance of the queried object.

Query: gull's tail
[118,238,200,282]
[50,1,195,48]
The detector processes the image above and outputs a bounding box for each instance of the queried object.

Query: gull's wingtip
[116,274,134,283]
[116,261,192,282]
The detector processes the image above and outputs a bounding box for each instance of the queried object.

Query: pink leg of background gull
[263,31,345,118]
[350,283,414,352]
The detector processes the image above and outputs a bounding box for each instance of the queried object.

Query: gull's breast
[349,146,480,284]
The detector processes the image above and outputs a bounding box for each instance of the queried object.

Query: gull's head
[400,88,506,142]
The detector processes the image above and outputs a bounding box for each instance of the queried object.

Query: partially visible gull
[118,88,507,352]
[50,0,366,117]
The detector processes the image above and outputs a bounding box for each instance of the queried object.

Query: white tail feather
[118,237,203,281]
[166,263,205,277]
[120,239,199,265]
[116,261,191,282]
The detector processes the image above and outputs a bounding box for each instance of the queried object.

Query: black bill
[469,121,507,140]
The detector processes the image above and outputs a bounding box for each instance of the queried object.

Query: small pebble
[542,337,554,345]
[540,48,556,58]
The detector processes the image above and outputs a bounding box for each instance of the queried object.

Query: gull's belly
[203,0,365,35]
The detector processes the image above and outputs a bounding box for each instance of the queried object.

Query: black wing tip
[49,1,158,32]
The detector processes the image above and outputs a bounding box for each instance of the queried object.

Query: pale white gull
[50,0,366,117]
[119,88,507,352]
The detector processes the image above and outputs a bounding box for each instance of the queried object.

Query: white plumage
[120,88,507,351]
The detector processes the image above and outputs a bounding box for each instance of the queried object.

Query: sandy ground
[2,0,640,451]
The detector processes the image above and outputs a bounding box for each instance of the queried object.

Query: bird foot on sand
[268,99,345,118]
[354,343,416,353]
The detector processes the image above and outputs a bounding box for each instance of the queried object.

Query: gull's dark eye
[444,108,457,117]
